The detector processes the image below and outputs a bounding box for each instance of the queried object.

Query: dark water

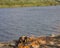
[0,6,60,42]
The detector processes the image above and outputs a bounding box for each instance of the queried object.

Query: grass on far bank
[0,0,60,8]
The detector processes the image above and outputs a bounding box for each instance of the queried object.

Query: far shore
[0,1,60,8]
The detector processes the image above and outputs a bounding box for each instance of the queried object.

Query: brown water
[0,6,60,42]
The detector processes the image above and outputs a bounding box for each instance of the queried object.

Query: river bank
[0,0,60,8]
[0,34,60,48]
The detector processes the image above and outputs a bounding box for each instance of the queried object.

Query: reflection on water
[0,6,60,42]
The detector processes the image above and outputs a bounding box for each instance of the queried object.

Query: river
[0,6,60,42]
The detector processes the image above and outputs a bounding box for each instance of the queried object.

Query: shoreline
[0,2,60,8]
[0,5,59,8]
[0,34,60,48]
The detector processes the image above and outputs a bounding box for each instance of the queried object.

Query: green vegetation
[0,0,60,8]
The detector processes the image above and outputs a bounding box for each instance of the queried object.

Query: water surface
[0,6,60,42]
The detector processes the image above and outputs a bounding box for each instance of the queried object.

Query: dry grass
[0,0,59,8]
